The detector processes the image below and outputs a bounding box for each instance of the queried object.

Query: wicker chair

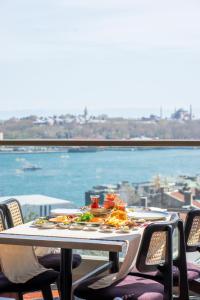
[2,198,82,271]
[0,209,58,300]
[129,213,189,300]
[74,221,174,300]
[1,199,24,227]
[182,209,200,294]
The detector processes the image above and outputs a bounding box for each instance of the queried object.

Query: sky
[0,0,200,118]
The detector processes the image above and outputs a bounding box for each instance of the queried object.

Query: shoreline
[0,146,199,154]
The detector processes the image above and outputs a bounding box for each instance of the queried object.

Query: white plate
[99,228,115,233]
[50,209,82,216]
[83,226,98,231]
[69,224,84,230]
[40,223,56,229]
[127,210,168,221]
[117,229,131,233]
[57,223,70,229]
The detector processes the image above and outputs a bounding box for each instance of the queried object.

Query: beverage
[90,195,100,209]
[103,193,119,209]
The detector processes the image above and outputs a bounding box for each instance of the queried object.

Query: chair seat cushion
[132,262,200,284]
[74,275,164,300]
[0,270,58,293]
[38,253,81,271]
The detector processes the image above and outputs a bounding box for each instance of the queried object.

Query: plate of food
[99,226,115,233]
[83,225,98,231]
[32,217,49,227]
[127,210,168,221]
[69,224,85,230]
[40,222,56,229]
[57,222,70,229]
[117,226,132,233]
[49,215,74,223]
[75,212,94,223]
[90,207,110,216]
[104,210,136,228]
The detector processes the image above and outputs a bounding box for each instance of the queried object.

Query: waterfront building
[0,131,3,140]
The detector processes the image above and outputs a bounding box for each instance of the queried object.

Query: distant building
[141,114,160,122]
[171,107,192,121]
[0,132,3,140]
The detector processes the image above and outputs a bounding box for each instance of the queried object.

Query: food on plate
[34,218,48,226]
[57,222,70,229]
[136,218,146,223]
[99,225,115,233]
[76,212,94,222]
[110,210,128,220]
[118,225,131,233]
[49,215,74,223]
[104,210,136,228]
[105,217,126,228]
[69,224,85,230]
[90,207,108,216]
[90,217,104,223]
[40,222,55,229]
[83,226,98,231]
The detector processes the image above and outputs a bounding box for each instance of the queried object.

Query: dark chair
[0,209,59,300]
[2,198,82,270]
[74,222,173,300]
[181,209,200,295]
[130,213,189,300]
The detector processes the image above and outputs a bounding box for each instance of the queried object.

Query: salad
[76,212,94,222]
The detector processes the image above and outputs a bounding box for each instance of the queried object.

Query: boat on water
[22,165,42,171]
[68,147,98,153]
[22,162,42,171]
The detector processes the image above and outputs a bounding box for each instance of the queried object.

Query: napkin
[34,246,60,257]
[0,244,48,283]
[89,233,141,289]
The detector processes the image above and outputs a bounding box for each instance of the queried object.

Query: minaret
[189,104,192,120]
[160,106,163,119]
[83,107,88,120]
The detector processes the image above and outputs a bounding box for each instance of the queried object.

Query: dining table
[0,220,142,300]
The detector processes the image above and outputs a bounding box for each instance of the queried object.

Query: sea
[0,148,200,207]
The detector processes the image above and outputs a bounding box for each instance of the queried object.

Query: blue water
[0,149,200,207]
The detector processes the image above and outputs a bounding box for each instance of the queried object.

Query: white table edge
[0,232,126,252]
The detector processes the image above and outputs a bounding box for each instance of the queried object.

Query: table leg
[109,252,119,273]
[60,248,72,300]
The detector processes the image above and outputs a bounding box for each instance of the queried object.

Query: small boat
[22,164,42,171]
[68,147,98,153]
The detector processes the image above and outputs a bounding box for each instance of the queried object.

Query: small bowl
[117,227,131,233]
[69,224,84,230]
[33,219,48,227]
[87,223,101,227]
[83,226,98,231]
[90,207,108,216]
[99,226,115,233]
[57,223,70,229]
[40,222,56,229]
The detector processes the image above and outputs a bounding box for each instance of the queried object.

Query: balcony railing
[1,139,200,147]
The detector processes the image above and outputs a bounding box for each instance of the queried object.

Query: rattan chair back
[136,222,173,299]
[0,209,6,232]
[3,198,24,228]
[185,209,200,252]
[136,222,172,273]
